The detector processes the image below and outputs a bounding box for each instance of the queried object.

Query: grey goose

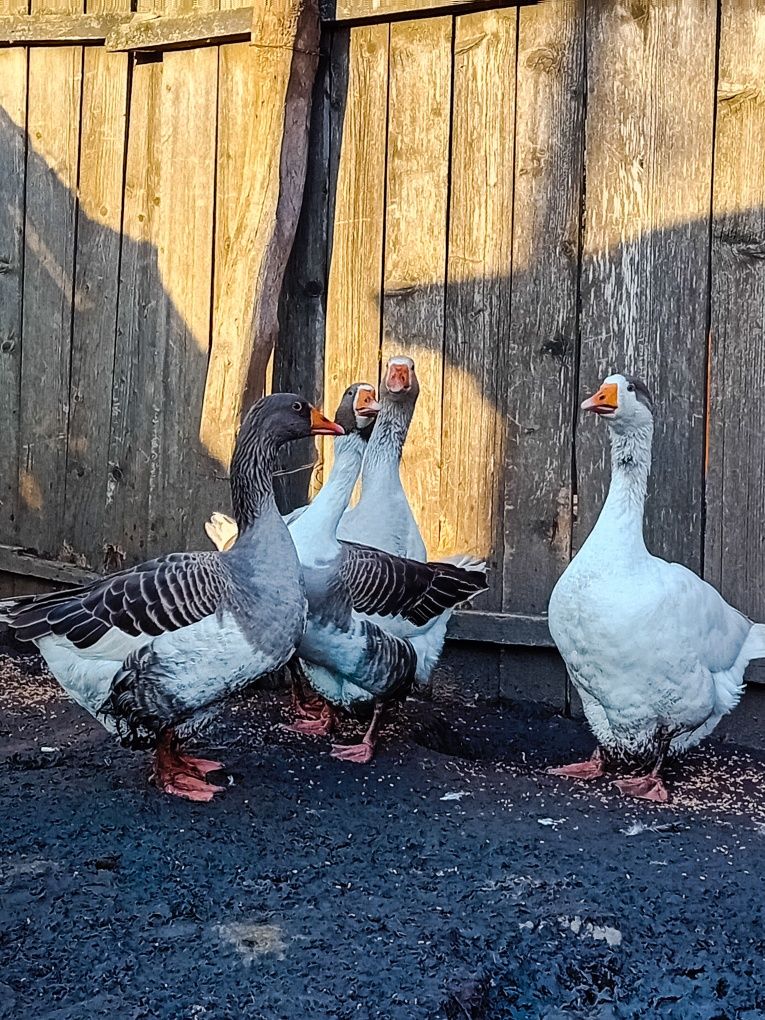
[0,394,344,801]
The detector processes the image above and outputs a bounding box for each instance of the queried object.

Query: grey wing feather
[0,552,230,648]
[338,542,488,626]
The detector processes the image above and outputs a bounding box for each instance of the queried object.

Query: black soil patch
[2,653,765,1019]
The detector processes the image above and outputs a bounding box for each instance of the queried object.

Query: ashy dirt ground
[2,651,765,1020]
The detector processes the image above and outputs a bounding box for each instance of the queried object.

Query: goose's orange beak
[354,387,381,418]
[310,406,345,435]
[582,383,618,416]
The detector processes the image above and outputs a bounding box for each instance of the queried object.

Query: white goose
[287,386,488,760]
[0,394,344,800]
[548,373,765,801]
[338,355,426,559]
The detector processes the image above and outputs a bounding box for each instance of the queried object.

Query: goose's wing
[338,542,487,627]
[656,561,754,673]
[0,552,230,649]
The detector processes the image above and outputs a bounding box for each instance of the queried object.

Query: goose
[0,394,344,801]
[547,373,765,802]
[338,355,486,684]
[206,382,382,722]
[338,355,426,560]
[289,447,488,762]
[206,382,488,761]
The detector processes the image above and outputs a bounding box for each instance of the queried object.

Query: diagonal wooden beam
[199,0,321,468]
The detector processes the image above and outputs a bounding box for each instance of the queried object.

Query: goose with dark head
[0,393,344,801]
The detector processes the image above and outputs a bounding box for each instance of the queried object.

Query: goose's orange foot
[152,741,228,802]
[283,705,335,737]
[330,740,375,764]
[293,692,328,720]
[548,754,605,781]
[613,774,668,803]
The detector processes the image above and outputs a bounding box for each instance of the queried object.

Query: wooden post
[200,0,321,468]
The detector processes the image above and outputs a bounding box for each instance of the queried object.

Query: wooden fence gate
[1,0,764,680]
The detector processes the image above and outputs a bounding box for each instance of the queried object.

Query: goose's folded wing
[338,542,488,627]
[0,552,230,649]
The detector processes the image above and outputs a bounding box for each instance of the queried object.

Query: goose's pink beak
[386,362,413,393]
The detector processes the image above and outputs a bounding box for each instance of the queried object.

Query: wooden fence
[1,0,764,664]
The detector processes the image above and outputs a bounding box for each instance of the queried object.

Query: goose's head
[239,393,345,447]
[334,382,381,441]
[582,373,654,432]
[382,355,420,403]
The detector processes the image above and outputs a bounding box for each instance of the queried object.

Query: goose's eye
[292,401,303,412]
[627,384,635,393]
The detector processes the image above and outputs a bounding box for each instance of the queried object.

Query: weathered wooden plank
[705,1,765,625]
[64,0,129,568]
[322,23,388,479]
[0,11,128,44]
[440,7,515,609]
[0,3,27,550]
[105,7,251,51]
[575,1,716,573]
[381,15,451,556]
[502,0,585,615]
[105,57,163,564]
[447,610,553,648]
[321,0,498,24]
[199,0,320,472]
[150,43,218,554]
[273,32,331,513]
[17,0,83,557]
[0,543,99,585]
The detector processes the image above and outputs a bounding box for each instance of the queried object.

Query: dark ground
[2,652,765,1020]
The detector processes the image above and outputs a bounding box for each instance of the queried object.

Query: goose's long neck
[590,422,653,554]
[358,398,413,487]
[230,430,280,535]
[303,433,365,533]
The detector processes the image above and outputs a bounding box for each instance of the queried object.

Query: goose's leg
[548,747,606,781]
[284,703,337,736]
[612,730,672,803]
[288,656,328,719]
[330,700,386,764]
[282,656,336,735]
[152,730,227,802]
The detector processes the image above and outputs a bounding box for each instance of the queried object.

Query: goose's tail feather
[205,512,238,552]
[742,622,765,664]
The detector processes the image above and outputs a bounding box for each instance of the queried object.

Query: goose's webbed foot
[330,700,385,765]
[548,747,606,781]
[152,731,228,802]
[613,773,668,803]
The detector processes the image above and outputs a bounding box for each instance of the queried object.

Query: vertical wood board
[705,0,765,622]
[0,30,27,546]
[106,58,164,565]
[576,0,716,574]
[382,14,452,556]
[322,23,389,481]
[502,0,585,615]
[152,44,218,555]
[441,6,516,606]
[64,1,129,566]
[18,0,82,555]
